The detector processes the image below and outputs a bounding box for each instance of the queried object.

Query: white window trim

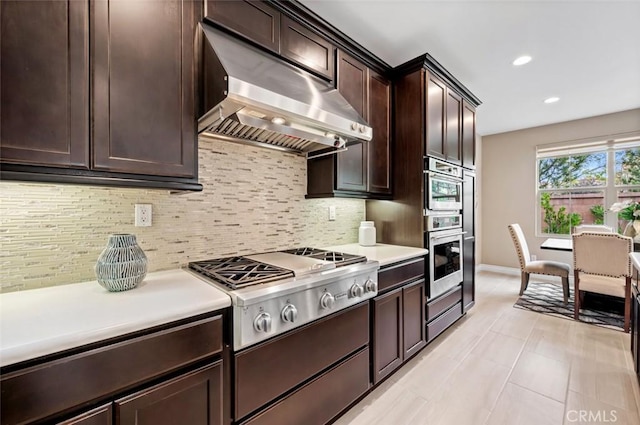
[535,133,640,238]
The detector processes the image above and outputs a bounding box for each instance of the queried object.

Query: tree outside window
[537,145,640,235]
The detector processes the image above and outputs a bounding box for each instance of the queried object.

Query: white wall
[480,108,640,269]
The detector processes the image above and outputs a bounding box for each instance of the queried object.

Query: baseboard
[477,264,520,276]
[478,263,575,284]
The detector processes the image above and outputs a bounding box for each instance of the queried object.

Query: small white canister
[359,221,376,246]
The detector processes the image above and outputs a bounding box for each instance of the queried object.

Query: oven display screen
[433,239,461,282]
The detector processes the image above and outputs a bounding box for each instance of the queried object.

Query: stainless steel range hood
[199,23,372,155]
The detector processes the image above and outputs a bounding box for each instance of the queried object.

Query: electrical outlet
[135,204,152,227]
[531,254,537,261]
[328,206,336,221]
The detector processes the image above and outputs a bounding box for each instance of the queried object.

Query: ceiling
[299,0,640,136]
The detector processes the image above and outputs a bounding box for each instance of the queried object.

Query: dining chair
[573,224,614,234]
[508,224,571,304]
[572,232,633,332]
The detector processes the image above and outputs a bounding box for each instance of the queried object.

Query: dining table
[540,238,573,252]
[541,237,640,252]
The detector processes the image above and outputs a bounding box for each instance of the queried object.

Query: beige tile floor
[335,271,640,425]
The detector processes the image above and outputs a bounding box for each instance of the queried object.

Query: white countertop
[323,243,428,267]
[0,269,231,367]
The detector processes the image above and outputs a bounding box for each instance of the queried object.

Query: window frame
[535,135,640,238]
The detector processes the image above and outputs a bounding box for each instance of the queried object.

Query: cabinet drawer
[378,257,425,292]
[241,348,369,425]
[427,285,462,322]
[235,303,369,420]
[1,315,223,425]
[427,302,462,343]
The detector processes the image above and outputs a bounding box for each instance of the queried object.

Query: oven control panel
[233,265,378,350]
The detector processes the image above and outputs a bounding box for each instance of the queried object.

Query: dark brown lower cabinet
[403,280,427,358]
[462,170,476,312]
[427,302,463,343]
[372,288,403,383]
[235,303,369,421]
[57,404,113,425]
[0,313,225,425]
[372,278,426,384]
[240,348,369,425]
[115,362,223,425]
[632,282,639,382]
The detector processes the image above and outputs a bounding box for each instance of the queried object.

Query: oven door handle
[423,170,463,183]
[431,231,467,240]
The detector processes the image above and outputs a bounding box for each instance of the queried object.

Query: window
[536,136,640,236]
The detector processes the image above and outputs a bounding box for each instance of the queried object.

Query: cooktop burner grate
[283,247,367,267]
[189,257,294,289]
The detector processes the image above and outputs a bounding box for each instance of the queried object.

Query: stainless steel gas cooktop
[187,247,379,350]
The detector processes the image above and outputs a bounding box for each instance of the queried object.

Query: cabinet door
[368,70,392,195]
[115,362,223,425]
[0,0,89,168]
[281,15,334,81]
[204,0,280,53]
[462,170,476,312]
[372,288,403,384]
[336,51,368,192]
[402,280,426,359]
[445,89,462,165]
[632,283,639,374]
[461,101,476,169]
[57,404,112,425]
[425,73,446,159]
[92,0,197,178]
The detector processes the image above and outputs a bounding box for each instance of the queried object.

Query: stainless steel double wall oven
[424,158,465,299]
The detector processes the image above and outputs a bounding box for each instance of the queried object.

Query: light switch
[329,206,336,221]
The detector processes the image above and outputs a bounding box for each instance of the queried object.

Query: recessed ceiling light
[271,117,286,125]
[512,55,532,66]
[544,97,560,104]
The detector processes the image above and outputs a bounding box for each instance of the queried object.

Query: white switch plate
[135,204,152,227]
[531,254,537,261]
[328,206,336,221]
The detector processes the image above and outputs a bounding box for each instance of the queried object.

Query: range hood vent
[198,23,372,155]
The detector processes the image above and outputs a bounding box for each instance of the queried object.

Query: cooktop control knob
[350,283,364,298]
[254,312,272,333]
[281,304,298,323]
[320,292,335,309]
[364,278,378,293]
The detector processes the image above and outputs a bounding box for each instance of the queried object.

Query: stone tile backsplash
[0,138,365,292]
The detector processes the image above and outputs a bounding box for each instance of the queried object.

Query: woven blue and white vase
[95,234,147,292]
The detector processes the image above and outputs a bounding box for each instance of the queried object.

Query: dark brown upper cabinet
[280,15,335,81]
[1,0,201,190]
[445,89,462,165]
[336,51,369,193]
[307,51,392,199]
[204,0,280,53]
[462,100,477,169]
[204,1,336,82]
[0,0,89,169]
[92,0,197,178]
[368,71,392,195]
[425,73,446,160]
[426,71,467,165]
